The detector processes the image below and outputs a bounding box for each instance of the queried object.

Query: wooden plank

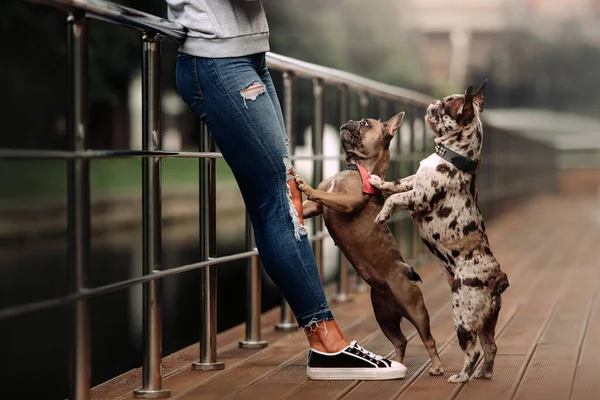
[281,196,557,400]
[512,274,600,399]
[93,195,600,400]
[457,258,598,400]
[457,202,600,400]
[400,199,595,400]
[570,285,600,400]
[232,263,454,400]
[92,304,284,400]
[292,195,558,400]
[174,291,381,400]
[392,220,561,397]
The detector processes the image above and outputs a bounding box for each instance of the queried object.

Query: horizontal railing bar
[0,149,223,160]
[0,148,553,167]
[0,226,335,321]
[22,0,186,42]
[266,53,433,107]
[20,0,433,106]
[0,166,547,321]
[0,250,256,321]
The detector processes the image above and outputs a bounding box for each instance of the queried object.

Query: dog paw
[429,365,444,376]
[368,174,383,188]
[474,367,492,379]
[374,211,389,224]
[447,373,469,383]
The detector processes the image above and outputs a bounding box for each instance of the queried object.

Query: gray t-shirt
[166,0,270,58]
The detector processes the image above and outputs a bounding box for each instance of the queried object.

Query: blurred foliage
[0,157,233,200]
[262,0,425,137]
[262,0,423,87]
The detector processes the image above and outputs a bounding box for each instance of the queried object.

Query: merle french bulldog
[370,82,509,383]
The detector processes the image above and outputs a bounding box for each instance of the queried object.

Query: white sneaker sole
[307,367,407,380]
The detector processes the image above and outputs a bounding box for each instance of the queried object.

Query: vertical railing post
[333,85,353,303]
[407,106,418,263]
[393,102,404,244]
[354,92,370,292]
[134,33,170,399]
[239,217,268,348]
[192,123,224,371]
[398,106,414,260]
[358,92,369,116]
[67,12,91,400]
[312,78,325,281]
[276,71,298,332]
[414,106,426,262]
[378,98,388,121]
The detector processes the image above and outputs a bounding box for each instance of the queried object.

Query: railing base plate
[275,322,298,332]
[191,361,225,371]
[332,294,354,303]
[133,388,171,399]
[239,340,268,349]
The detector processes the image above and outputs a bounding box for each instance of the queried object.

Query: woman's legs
[175,52,348,351]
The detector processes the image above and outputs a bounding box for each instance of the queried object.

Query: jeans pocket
[176,53,204,111]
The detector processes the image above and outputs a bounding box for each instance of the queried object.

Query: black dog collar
[434,143,480,174]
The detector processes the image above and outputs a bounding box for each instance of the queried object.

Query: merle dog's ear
[459,85,475,124]
[384,112,405,137]
[473,80,487,112]
[464,84,474,104]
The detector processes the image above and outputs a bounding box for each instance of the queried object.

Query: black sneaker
[307,340,407,380]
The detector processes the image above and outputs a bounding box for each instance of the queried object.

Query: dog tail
[409,266,422,283]
[492,272,509,296]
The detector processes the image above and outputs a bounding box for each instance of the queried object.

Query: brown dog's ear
[473,80,487,112]
[384,112,405,137]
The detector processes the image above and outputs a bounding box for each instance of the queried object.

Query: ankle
[304,319,350,353]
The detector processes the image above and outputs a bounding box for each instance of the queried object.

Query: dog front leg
[374,190,421,223]
[296,175,367,214]
[370,174,416,194]
[302,199,323,219]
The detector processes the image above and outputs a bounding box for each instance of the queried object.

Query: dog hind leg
[449,300,481,383]
[475,304,500,379]
[371,289,408,362]
[387,280,444,375]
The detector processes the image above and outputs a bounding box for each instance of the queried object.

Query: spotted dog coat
[369,81,509,383]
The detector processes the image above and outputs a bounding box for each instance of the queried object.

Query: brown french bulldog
[295,112,444,376]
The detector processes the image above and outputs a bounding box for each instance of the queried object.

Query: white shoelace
[350,341,384,361]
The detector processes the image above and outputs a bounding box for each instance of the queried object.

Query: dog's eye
[361,120,370,128]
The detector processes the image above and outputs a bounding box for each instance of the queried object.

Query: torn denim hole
[283,155,294,181]
[240,81,266,108]
[284,156,307,241]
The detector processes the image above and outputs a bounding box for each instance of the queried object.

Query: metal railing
[2,1,557,399]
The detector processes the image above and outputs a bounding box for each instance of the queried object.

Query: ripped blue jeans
[176,52,334,327]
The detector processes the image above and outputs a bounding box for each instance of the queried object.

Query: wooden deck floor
[93,194,600,400]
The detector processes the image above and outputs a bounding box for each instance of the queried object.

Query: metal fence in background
[1,1,557,399]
